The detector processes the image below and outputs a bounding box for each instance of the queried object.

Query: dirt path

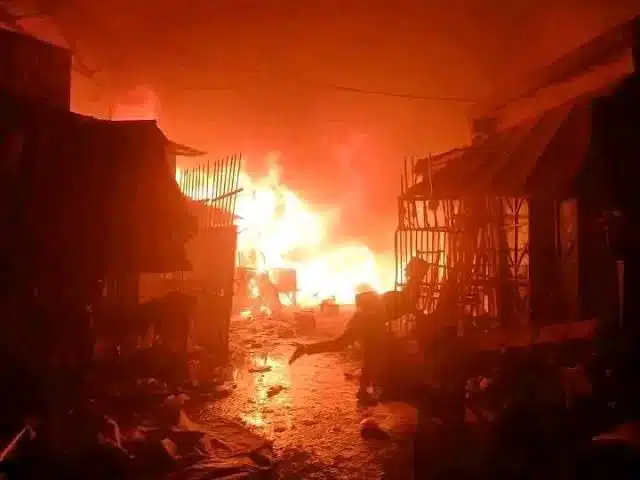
[200,310,416,479]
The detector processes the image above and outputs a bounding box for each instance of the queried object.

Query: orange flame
[177,154,394,306]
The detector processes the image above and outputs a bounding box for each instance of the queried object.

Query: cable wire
[187,77,477,103]
[13,2,478,103]
[311,81,476,103]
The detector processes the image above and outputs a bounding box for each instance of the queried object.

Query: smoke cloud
[111,85,159,120]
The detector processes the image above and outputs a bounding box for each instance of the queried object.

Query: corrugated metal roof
[407,80,625,200]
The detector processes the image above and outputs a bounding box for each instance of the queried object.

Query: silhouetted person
[381,257,429,322]
[289,290,388,404]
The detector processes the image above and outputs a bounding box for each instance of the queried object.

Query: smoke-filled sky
[14,0,640,248]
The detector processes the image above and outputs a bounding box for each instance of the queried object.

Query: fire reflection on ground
[200,312,415,479]
[241,354,293,430]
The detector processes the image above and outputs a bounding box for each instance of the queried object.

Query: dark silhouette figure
[289,290,388,404]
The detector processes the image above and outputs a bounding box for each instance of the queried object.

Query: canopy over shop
[396,16,640,348]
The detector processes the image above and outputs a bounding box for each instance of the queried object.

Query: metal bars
[177,154,243,230]
[395,155,531,328]
[173,154,243,363]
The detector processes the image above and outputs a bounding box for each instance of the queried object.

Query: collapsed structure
[397,16,640,350]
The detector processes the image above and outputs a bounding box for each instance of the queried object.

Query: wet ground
[200,308,417,479]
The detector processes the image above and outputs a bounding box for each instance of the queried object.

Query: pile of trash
[0,399,274,480]
[0,350,274,480]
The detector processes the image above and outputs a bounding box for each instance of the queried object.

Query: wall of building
[0,28,71,108]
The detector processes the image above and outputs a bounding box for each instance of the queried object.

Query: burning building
[398,16,640,349]
[176,154,395,317]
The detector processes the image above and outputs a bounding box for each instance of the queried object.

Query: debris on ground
[0,403,275,479]
[204,384,236,400]
[249,306,271,320]
[249,365,272,374]
[294,311,316,333]
[359,417,391,440]
[248,353,272,374]
[276,448,338,479]
[276,326,296,338]
[136,378,170,397]
[358,402,418,443]
[319,297,340,316]
[164,393,192,408]
[266,385,286,398]
[0,332,276,480]
[344,370,360,381]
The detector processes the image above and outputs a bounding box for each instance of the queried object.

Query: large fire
[177,154,393,307]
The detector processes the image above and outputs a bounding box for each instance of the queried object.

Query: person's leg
[357,359,377,404]
[357,364,371,397]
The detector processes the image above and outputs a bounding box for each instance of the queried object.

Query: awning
[167,140,207,157]
[408,87,614,200]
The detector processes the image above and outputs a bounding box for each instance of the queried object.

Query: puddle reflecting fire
[201,315,407,478]
[241,354,293,431]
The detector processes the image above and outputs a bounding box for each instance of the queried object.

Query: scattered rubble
[319,297,340,316]
[293,311,316,333]
[0,339,276,480]
[266,385,286,398]
[344,371,360,381]
[205,384,236,400]
[164,393,192,408]
[248,365,272,374]
[359,417,391,440]
[0,396,274,480]
[276,326,296,339]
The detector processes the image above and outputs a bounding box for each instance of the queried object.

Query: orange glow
[177,153,394,306]
[241,354,293,432]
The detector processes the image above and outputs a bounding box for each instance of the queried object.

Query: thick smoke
[111,85,160,120]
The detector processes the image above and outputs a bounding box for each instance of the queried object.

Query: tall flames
[177,154,393,307]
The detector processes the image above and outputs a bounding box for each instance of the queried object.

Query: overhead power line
[188,79,477,104]
[251,60,478,103]
[4,3,477,104]
[312,81,476,103]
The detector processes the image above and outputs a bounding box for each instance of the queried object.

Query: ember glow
[177,153,393,306]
